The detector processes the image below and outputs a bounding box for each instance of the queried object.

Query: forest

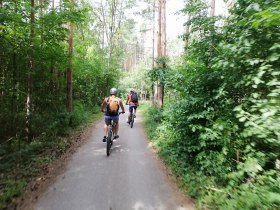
[0,0,279,209]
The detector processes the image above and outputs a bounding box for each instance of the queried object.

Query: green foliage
[0,0,125,207]
[143,0,280,209]
[120,62,153,100]
[0,102,101,208]
[141,102,162,139]
[0,180,27,209]
[148,57,170,85]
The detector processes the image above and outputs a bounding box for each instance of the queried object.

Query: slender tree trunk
[208,0,215,66]
[26,0,35,141]
[154,0,162,106]
[12,46,16,133]
[151,0,156,106]
[185,13,191,49]
[162,0,166,57]
[185,0,192,49]
[210,0,216,17]
[158,0,166,108]
[157,0,162,58]
[66,0,74,113]
[11,0,19,134]
[152,0,155,68]
[108,0,116,66]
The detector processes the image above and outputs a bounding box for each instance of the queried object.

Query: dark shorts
[129,104,138,113]
[104,115,119,125]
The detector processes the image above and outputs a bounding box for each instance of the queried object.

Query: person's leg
[113,117,119,139]
[104,123,108,136]
[114,123,119,135]
[127,105,133,122]
[134,106,137,117]
[103,117,110,142]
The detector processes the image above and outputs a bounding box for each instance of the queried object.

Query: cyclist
[126,89,139,123]
[100,88,125,142]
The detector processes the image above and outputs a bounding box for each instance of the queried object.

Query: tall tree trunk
[66,0,74,113]
[159,0,166,108]
[152,0,155,68]
[26,0,35,141]
[158,0,166,108]
[157,0,162,58]
[151,0,156,105]
[208,0,215,66]
[154,0,162,106]
[12,45,17,134]
[185,0,192,49]
[11,0,19,134]
[210,0,216,17]
[161,0,166,57]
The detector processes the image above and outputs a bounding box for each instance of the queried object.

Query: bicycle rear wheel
[130,114,134,128]
[107,127,112,156]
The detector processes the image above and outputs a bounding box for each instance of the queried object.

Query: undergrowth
[142,102,280,209]
[0,103,102,209]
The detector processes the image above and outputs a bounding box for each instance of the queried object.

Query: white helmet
[110,88,118,95]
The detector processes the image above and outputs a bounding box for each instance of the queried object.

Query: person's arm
[100,98,107,112]
[125,95,129,105]
[119,100,125,113]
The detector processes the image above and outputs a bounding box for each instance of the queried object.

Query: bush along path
[142,0,280,208]
[0,107,103,210]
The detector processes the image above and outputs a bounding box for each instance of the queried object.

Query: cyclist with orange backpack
[126,89,139,123]
[100,88,125,142]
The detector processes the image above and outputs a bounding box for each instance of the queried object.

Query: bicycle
[106,112,123,156]
[128,105,137,128]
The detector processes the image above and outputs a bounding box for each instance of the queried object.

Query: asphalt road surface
[34,108,195,210]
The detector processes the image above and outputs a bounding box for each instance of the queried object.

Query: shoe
[102,136,106,142]
[114,135,119,139]
[134,115,136,118]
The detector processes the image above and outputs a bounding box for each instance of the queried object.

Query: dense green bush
[144,0,280,209]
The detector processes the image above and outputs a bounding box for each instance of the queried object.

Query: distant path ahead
[34,108,195,210]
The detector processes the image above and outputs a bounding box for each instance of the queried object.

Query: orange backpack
[107,96,119,115]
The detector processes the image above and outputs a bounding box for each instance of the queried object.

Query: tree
[92,0,133,66]
[184,0,192,49]
[154,0,166,108]
[25,0,36,141]
[66,0,74,113]
[210,0,215,17]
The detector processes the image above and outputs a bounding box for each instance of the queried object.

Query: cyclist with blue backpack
[125,89,139,123]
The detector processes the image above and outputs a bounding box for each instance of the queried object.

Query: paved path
[34,108,195,210]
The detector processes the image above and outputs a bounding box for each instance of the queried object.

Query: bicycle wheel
[130,114,134,128]
[107,127,112,156]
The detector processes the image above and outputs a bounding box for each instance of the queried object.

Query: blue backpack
[131,92,138,102]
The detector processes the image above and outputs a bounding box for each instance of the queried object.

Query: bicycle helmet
[110,87,118,95]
